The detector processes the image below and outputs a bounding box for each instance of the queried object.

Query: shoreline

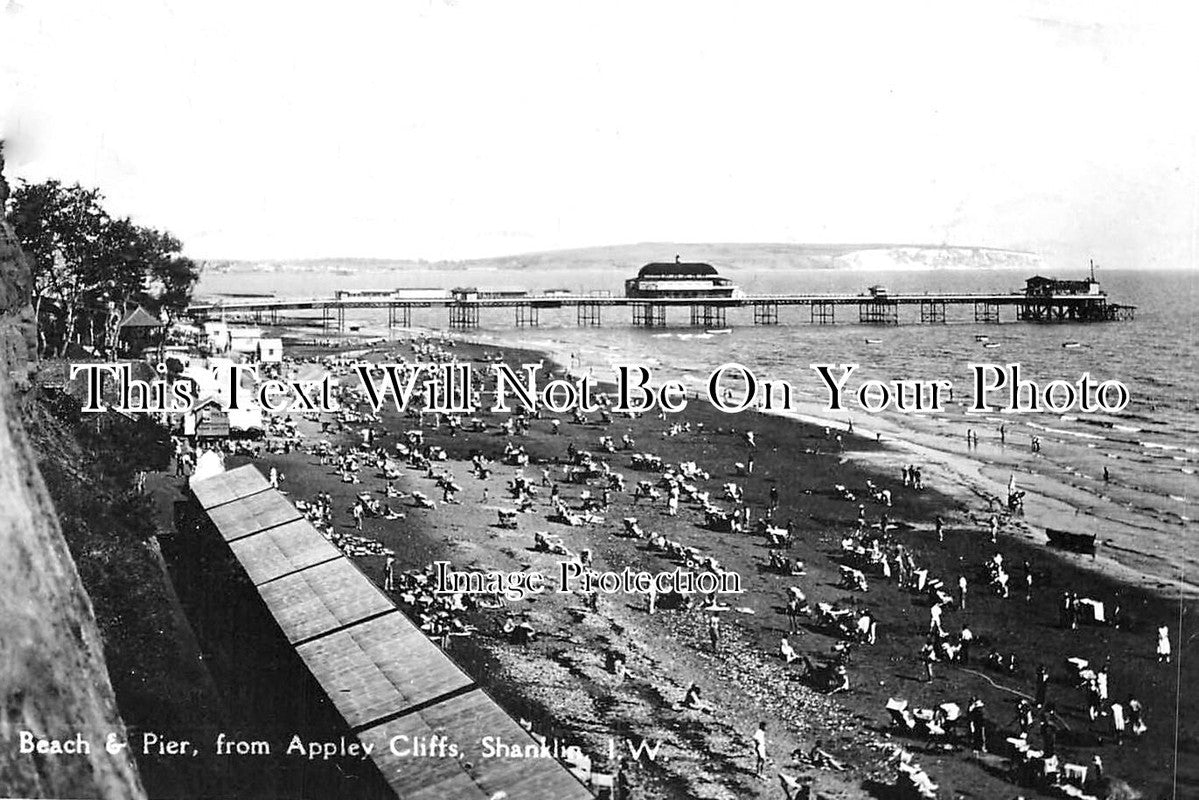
[223,328,1193,799]
[457,325,1197,602]
[267,316,1194,599]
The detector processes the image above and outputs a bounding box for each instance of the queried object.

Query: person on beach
[958,576,967,611]
[958,625,973,664]
[1156,625,1171,662]
[1110,701,1126,745]
[968,697,988,752]
[929,602,944,637]
[806,741,846,771]
[778,773,812,800]
[752,721,768,777]
[1040,705,1059,755]
[268,466,279,489]
[1011,699,1035,738]
[682,683,709,712]
[921,640,937,682]
[352,502,363,531]
[383,555,395,592]
[1088,755,1105,791]
[1127,695,1147,737]
[786,589,806,633]
[1068,593,1081,629]
[935,516,944,542]
[707,613,721,652]
[1035,665,1050,707]
[1086,678,1103,721]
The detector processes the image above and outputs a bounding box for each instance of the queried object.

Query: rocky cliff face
[0,145,145,799]
[0,147,37,392]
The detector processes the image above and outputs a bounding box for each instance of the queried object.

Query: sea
[198,266,1197,593]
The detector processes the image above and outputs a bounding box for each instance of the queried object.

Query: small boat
[974,334,989,342]
[983,342,1001,349]
[1046,528,1098,553]
[706,328,732,335]
[1062,341,1083,349]
[864,338,882,345]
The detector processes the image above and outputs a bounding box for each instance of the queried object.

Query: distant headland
[200,243,1041,275]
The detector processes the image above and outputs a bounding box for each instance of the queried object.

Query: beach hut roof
[186,466,592,800]
[117,305,164,328]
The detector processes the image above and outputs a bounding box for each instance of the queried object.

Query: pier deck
[188,289,1135,330]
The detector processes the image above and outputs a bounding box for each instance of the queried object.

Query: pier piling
[449,303,480,329]
[387,304,412,328]
[689,304,727,328]
[632,303,667,328]
[811,301,836,324]
[919,300,947,324]
[859,300,899,325]
[974,301,1001,323]
[515,304,539,327]
[753,302,779,325]
[577,302,602,326]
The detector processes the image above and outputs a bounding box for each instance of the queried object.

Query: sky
[1,1,1195,267]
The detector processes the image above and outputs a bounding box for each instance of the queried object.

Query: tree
[6,179,200,356]
[7,180,108,354]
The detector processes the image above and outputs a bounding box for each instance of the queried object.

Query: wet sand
[240,334,1194,800]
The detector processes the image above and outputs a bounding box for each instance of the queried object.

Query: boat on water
[1046,528,1098,553]
[706,328,732,335]
[974,334,989,342]
[983,342,1001,348]
[1062,341,1083,349]
[864,338,882,345]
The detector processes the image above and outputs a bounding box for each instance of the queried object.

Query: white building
[256,338,283,363]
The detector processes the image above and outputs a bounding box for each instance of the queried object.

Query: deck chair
[887,698,916,731]
[938,702,962,734]
[1063,763,1087,786]
[591,771,615,799]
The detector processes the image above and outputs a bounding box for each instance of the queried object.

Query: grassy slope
[21,389,236,798]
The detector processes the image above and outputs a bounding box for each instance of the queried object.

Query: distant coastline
[198,242,1043,275]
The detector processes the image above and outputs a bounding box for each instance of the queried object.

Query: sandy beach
[186,330,1196,800]
[487,329,1198,604]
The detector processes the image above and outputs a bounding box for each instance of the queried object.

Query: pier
[188,278,1135,332]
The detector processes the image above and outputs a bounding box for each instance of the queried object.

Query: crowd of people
[165,336,1172,800]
